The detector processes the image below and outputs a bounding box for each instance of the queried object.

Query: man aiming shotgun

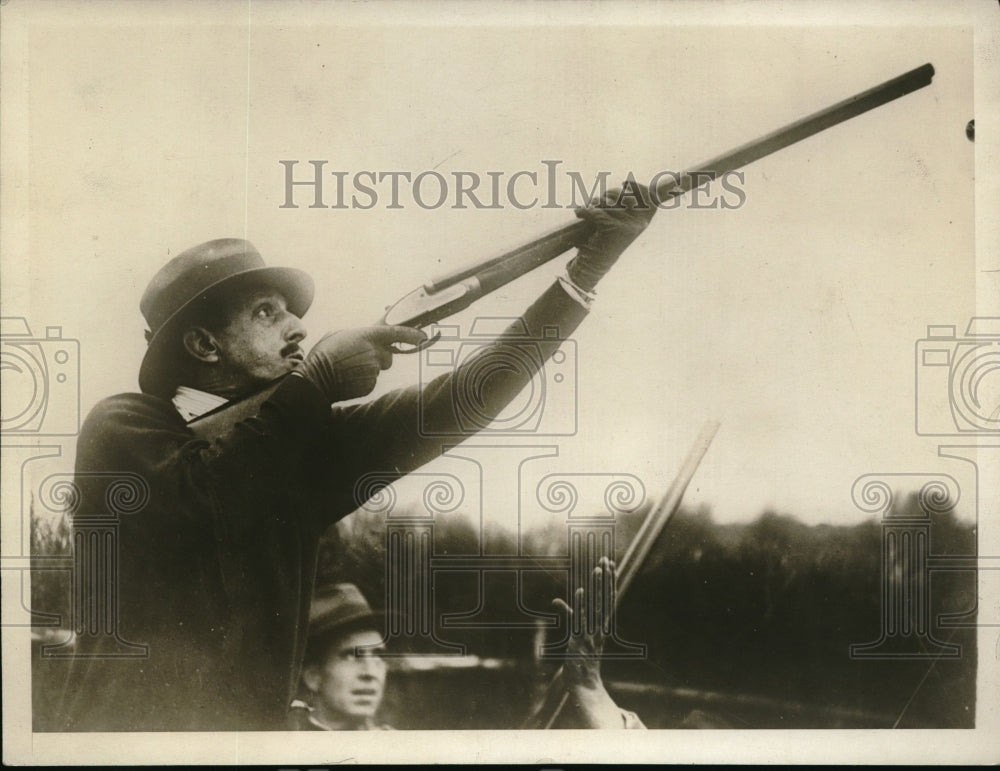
[56,62,933,732]
[56,187,654,731]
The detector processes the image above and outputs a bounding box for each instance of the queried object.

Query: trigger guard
[390,330,442,355]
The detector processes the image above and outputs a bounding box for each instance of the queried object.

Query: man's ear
[301,664,321,694]
[181,326,221,364]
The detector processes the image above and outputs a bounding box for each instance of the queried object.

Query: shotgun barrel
[526,421,721,729]
[198,65,935,437]
[383,62,935,329]
[616,421,721,604]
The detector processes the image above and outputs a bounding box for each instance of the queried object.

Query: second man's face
[312,628,388,725]
[212,288,308,389]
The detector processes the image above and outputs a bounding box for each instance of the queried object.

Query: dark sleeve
[321,280,588,510]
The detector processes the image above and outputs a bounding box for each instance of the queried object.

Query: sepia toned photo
[2,0,998,765]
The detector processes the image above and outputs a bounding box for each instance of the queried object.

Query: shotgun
[189,62,934,438]
[521,421,721,729]
[379,63,934,331]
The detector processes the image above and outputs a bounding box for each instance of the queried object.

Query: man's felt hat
[307,583,382,641]
[138,238,314,394]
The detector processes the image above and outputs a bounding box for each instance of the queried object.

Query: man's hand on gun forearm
[566,181,656,292]
[296,325,427,403]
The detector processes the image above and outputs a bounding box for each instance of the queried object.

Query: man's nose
[358,657,384,676]
[284,313,307,344]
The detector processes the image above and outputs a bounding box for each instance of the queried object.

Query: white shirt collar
[172,385,228,422]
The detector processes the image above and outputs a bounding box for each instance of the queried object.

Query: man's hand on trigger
[567,180,656,292]
[298,325,427,403]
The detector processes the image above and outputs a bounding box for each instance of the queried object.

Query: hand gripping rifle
[189,62,934,438]
[521,421,721,730]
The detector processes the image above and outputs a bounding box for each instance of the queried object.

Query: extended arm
[177,187,654,526]
[318,187,656,515]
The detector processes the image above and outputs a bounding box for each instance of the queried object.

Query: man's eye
[343,650,386,661]
[254,304,274,319]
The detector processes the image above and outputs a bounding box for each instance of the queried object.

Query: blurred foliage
[316,491,977,728]
[29,504,72,625]
[32,491,977,729]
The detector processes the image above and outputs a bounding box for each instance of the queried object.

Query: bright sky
[2,4,988,531]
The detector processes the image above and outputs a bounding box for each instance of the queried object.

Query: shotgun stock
[187,376,285,439]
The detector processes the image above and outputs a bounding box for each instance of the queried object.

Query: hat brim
[138,265,314,395]
[307,607,385,642]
